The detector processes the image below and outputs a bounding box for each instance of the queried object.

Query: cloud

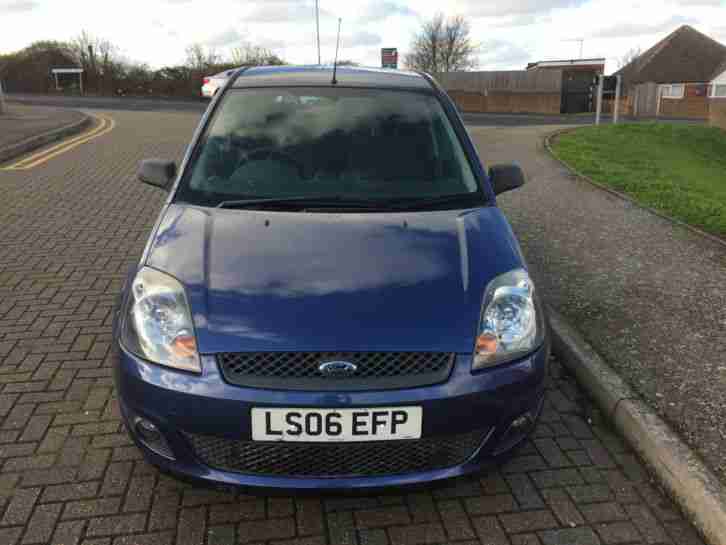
[478,40,532,69]
[460,0,583,17]
[1,0,38,12]
[487,14,541,28]
[302,30,382,49]
[205,28,243,47]
[356,0,418,23]
[343,31,382,48]
[260,39,287,50]
[591,15,697,39]
[246,2,334,23]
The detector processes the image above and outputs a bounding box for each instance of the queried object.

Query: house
[711,59,726,98]
[527,58,605,113]
[615,25,726,119]
[710,59,726,129]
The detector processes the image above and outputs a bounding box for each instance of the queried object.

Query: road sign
[381,48,398,69]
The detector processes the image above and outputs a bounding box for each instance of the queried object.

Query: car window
[176,87,480,207]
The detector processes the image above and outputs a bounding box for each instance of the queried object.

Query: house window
[713,84,726,97]
[661,84,685,99]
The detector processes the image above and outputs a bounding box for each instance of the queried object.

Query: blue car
[113,66,548,490]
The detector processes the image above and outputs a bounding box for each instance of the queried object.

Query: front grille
[184,429,491,478]
[217,352,455,390]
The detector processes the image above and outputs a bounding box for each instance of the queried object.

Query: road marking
[1,114,116,171]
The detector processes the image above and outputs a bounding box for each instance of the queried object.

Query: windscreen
[177,87,480,206]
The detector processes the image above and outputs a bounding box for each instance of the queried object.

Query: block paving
[0,110,705,544]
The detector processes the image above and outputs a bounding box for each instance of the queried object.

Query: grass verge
[551,123,726,238]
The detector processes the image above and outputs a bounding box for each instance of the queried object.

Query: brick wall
[710,98,726,130]
[659,95,710,119]
[448,90,561,114]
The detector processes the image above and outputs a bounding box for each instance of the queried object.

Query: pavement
[461,113,701,127]
[0,104,86,152]
[0,108,709,544]
[7,94,208,113]
[468,126,726,490]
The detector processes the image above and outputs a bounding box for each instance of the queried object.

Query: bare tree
[230,44,285,66]
[70,31,119,72]
[405,13,477,73]
[618,47,641,69]
[69,31,123,93]
[405,14,443,73]
[184,44,220,72]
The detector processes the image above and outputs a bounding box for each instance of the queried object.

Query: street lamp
[315,0,321,65]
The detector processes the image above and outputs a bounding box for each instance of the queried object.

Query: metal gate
[561,70,596,113]
[633,82,659,117]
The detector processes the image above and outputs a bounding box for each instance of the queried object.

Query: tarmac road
[9,93,701,127]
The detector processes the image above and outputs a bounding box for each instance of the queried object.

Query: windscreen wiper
[383,194,481,210]
[216,196,388,210]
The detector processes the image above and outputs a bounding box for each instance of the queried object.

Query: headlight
[121,267,201,373]
[473,269,544,370]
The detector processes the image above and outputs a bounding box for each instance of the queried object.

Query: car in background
[201,69,237,98]
[115,66,548,490]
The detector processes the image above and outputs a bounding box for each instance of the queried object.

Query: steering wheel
[235,148,305,179]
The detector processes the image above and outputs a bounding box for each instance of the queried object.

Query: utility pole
[613,74,622,124]
[0,79,5,115]
[595,74,604,125]
[315,0,321,65]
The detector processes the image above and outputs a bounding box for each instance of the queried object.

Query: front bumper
[114,344,547,489]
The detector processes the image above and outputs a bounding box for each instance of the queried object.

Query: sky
[1,0,725,73]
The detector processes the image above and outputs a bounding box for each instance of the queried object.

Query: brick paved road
[0,110,705,545]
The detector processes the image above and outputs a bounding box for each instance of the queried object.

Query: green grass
[551,123,726,238]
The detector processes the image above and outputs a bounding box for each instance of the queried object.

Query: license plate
[251,407,422,442]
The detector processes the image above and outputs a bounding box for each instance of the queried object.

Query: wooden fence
[436,70,563,114]
[435,70,562,93]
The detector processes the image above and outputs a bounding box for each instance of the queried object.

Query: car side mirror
[138,159,176,191]
[489,163,526,195]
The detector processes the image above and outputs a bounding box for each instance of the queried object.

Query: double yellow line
[1,113,116,171]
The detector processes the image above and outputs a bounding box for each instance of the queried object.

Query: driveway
[469,125,726,487]
[0,110,706,544]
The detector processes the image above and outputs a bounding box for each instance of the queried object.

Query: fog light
[510,413,534,431]
[493,397,544,456]
[133,417,174,460]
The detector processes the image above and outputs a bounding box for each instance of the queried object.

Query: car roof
[212,69,239,78]
[231,65,432,90]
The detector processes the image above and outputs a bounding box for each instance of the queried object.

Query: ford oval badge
[319,360,358,378]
